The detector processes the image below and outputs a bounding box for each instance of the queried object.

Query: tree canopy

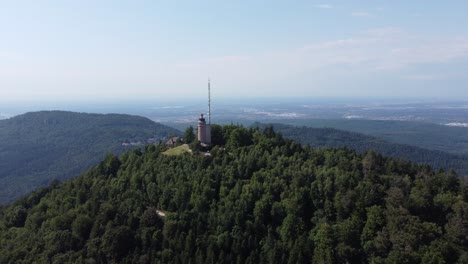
[0,111,180,203]
[0,125,466,263]
[259,123,468,176]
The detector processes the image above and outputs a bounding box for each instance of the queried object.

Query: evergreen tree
[0,125,466,263]
[184,125,196,144]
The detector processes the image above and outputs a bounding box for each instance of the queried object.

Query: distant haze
[1,1,468,101]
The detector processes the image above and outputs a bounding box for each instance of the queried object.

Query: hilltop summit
[0,125,466,263]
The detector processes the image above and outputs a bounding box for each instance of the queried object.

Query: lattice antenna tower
[208,79,211,125]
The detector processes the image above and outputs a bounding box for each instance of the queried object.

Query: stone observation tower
[197,79,211,145]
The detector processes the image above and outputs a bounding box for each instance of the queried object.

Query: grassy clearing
[163,144,192,156]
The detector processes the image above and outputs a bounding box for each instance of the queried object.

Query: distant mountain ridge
[257,123,468,176]
[274,119,468,155]
[0,111,180,203]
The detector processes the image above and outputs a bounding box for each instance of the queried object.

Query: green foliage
[258,123,468,176]
[72,215,93,240]
[210,124,226,146]
[275,118,468,155]
[312,223,335,264]
[102,226,135,261]
[0,125,466,263]
[5,206,27,227]
[0,111,180,203]
[226,126,253,148]
[183,125,196,144]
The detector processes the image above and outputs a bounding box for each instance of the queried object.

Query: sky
[1,0,468,102]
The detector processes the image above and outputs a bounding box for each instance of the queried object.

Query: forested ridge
[0,125,467,263]
[276,118,468,155]
[0,111,180,204]
[261,123,468,176]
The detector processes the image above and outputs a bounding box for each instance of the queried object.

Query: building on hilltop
[197,79,212,145]
[166,136,179,147]
[197,114,211,145]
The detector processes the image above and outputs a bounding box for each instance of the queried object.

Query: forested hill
[0,111,180,203]
[1,125,466,263]
[259,123,468,176]
[276,119,468,155]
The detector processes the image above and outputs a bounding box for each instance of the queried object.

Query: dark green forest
[263,123,468,176]
[276,119,468,155]
[1,125,466,263]
[0,111,180,203]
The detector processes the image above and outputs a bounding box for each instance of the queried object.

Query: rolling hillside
[0,125,466,263]
[260,123,468,176]
[0,111,180,203]
[275,119,468,155]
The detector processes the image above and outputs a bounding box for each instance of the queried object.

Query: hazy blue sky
[1,1,468,102]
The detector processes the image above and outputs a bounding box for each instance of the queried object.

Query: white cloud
[130,29,468,96]
[351,11,373,18]
[317,4,333,9]
[2,27,468,99]
[404,74,448,80]
[365,27,403,37]
[166,27,468,95]
[377,36,468,70]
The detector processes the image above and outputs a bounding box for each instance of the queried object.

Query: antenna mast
[208,79,211,125]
